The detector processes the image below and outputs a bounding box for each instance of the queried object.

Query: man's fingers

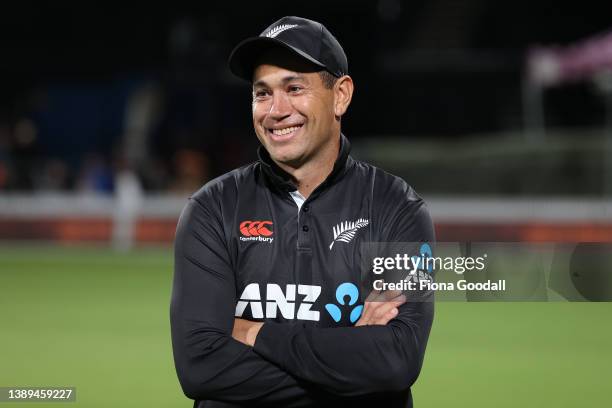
[355,294,407,326]
[358,301,375,323]
[357,305,398,326]
[369,295,406,323]
[371,301,399,322]
[357,301,380,326]
[385,307,400,323]
[379,307,399,325]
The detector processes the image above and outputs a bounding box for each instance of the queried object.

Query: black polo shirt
[171,134,435,408]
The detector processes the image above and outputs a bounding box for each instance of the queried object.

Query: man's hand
[232,318,264,346]
[355,290,406,326]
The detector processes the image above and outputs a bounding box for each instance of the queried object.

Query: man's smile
[266,124,304,141]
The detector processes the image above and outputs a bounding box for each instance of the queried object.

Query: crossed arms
[170,196,434,405]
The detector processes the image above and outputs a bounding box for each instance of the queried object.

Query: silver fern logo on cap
[329,218,369,250]
[265,24,298,38]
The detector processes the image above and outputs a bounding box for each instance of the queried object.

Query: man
[171,16,435,408]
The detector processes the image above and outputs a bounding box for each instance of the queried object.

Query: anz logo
[235,283,321,321]
[235,282,362,323]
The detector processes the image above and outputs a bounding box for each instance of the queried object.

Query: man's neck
[276,136,341,198]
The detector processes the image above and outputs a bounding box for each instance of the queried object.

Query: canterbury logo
[240,221,273,237]
[240,220,274,243]
[329,218,369,250]
[264,24,298,38]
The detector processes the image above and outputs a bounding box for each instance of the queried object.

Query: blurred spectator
[112,164,144,251]
[10,117,41,190]
[169,149,210,194]
[36,158,72,191]
[77,153,114,194]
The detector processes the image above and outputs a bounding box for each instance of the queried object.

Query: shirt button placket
[298,204,311,248]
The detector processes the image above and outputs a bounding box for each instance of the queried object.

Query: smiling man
[171,16,435,408]
[250,58,347,197]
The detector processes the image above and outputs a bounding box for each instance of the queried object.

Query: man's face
[252,63,337,167]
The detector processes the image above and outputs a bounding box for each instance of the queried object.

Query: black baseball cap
[228,16,348,82]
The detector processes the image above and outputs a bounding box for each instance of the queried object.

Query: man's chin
[268,149,305,168]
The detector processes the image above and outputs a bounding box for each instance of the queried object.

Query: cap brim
[228,36,327,82]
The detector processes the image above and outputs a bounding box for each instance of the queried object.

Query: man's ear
[334,75,354,118]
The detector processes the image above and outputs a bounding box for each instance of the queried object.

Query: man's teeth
[271,126,300,136]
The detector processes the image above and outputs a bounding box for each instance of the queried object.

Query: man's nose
[268,91,292,119]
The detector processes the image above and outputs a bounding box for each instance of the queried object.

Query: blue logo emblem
[325,282,363,323]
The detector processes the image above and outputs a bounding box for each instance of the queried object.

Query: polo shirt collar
[257,133,352,193]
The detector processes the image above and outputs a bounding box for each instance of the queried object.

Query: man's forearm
[244,301,433,397]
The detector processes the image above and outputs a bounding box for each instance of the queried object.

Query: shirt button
[302,225,309,232]
[303,205,309,212]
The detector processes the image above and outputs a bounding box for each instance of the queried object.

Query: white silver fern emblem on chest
[329,218,369,250]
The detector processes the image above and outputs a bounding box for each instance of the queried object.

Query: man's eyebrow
[253,74,308,88]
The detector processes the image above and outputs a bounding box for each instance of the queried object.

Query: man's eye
[254,90,270,98]
[288,86,302,93]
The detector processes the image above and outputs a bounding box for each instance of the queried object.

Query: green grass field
[1,244,610,407]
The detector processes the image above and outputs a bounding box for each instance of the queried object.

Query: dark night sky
[1,1,611,136]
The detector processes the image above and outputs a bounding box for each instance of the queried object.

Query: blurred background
[1,1,611,407]
[1,0,612,244]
